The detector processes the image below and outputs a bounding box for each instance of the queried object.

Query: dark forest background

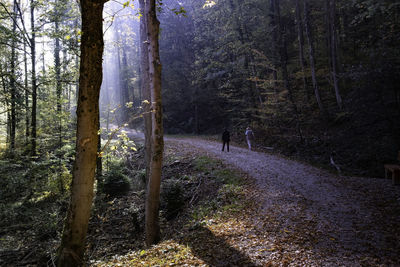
[158,0,400,177]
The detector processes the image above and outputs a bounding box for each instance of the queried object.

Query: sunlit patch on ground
[90,240,207,266]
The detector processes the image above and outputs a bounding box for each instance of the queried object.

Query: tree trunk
[269,0,279,104]
[96,113,102,178]
[139,0,151,183]
[55,12,61,117]
[30,0,37,155]
[116,41,124,123]
[63,49,70,113]
[57,0,105,265]
[329,0,342,110]
[0,64,10,149]
[145,0,164,247]
[24,39,30,143]
[10,0,17,151]
[325,0,332,69]
[304,0,326,115]
[54,8,64,193]
[122,48,130,116]
[295,0,309,101]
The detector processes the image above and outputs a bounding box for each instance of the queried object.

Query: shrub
[101,166,131,197]
[161,179,185,220]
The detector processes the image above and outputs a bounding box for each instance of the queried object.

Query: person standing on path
[245,127,255,151]
[222,128,230,152]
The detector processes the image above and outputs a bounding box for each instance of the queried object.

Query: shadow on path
[182,225,259,267]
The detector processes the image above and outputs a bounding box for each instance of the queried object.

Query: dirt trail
[121,127,400,265]
[167,137,400,265]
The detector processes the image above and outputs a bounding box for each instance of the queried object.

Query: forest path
[120,126,400,265]
[165,136,400,265]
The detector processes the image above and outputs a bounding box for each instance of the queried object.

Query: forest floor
[1,134,400,266]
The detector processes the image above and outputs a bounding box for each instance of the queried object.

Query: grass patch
[190,156,245,222]
[214,168,242,185]
[193,156,219,172]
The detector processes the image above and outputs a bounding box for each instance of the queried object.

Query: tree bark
[24,39,30,143]
[30,0,37,155]
[0,63,11,149]
[57,0,105,265]
[145,0,164,247]
[304,0,326,115]
[10,0,17,151]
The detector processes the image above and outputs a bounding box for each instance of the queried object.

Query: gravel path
[121,126,400,265]
[168,137,400,266]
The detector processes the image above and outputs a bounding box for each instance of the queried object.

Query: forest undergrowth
[0,137,257,266]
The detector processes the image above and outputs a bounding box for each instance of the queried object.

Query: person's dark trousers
[222,141,229,152]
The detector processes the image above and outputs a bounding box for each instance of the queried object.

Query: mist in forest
[100,1,140,129]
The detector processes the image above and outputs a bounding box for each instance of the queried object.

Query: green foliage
[193,156,219,172]
[191,199,218,221]
[100,160,131,197]
[190,155,244,221]
[214,168,242,185]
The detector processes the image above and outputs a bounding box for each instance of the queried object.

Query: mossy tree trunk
[57,0,105,265]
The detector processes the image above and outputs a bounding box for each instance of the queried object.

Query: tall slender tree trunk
[139,0,151,183]
[269,0,279,105]
[96,113,102,178]
[30,0,37,155]
[329,0,342,110]
[10,0,17,151]
[116,42,125,122]
[325,0,332,69]
[55,12,61,117]
[0,64,10,149]
[57,0,105,265]
[74,54,79,113]
[24,40,30,143]
[54,8,64,193]
[122,49,130,114]
[295,0,309,101]
[304,0,326,115]
[63,49,70,112]
[145,0,164,247]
